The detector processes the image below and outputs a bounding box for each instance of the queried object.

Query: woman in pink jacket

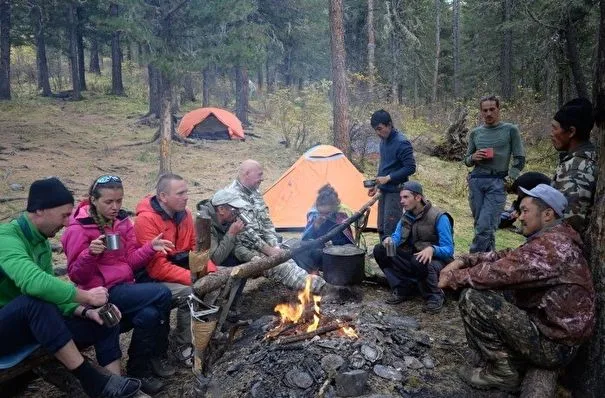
[62,175,175,395]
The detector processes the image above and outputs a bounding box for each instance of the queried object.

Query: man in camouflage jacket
[550,97,597,235]
[225,160,325,293]
[439,184,595,393]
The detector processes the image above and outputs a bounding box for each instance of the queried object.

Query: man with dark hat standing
[373,181,454,313]
[550,97,597,234]
[0,177,141,397]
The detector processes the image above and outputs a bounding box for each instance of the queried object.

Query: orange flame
[274,276,320,325]
[341,326,358,338]
[307,295,321,332]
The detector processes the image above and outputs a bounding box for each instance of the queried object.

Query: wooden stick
[276,321,350,345]
[193,193,381,296]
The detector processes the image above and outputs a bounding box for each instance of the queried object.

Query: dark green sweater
[463,122,525,179]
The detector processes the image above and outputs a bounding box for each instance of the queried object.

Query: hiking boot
[458,360,520,393]
[171,344,194,368]
[385,290,411,305]
[99,374,141,398]
[150,356,176,378]
[136,375,165,395]
[423,298,444,314]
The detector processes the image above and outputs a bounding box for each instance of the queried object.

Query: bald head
[238,159,264,190]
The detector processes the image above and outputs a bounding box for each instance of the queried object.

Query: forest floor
[0,93,566,397]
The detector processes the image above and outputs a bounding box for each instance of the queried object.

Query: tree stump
[432,107,469,161]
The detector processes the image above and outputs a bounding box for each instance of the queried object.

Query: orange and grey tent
[263,145,378,231]
[177,107,245,140]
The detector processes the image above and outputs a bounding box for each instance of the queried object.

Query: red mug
[483,148,494,159]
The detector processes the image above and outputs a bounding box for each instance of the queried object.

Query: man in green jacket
[0,177,140,398]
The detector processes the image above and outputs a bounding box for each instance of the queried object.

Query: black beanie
[26,177,75,212]
[553,97,594,137]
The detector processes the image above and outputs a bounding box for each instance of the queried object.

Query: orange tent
[263,145,378,231]
[177,107,245,140]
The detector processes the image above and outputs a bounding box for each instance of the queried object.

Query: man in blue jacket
[373,181,454,313]
[368,110,416,240]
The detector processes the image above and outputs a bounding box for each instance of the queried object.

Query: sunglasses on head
[92,175,122,191]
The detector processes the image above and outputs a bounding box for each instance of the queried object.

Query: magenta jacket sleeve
[62,224,99,287]
[123,220,156,271]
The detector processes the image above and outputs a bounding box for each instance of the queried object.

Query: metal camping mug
[98,303,120,327]
[238,212,252,226]
[385,238,396,257]
[105,233,121,251]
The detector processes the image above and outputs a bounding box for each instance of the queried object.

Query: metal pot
[322,245,365,286]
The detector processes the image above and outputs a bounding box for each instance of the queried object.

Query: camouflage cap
[211,189,247,209]
[520,184,568,218]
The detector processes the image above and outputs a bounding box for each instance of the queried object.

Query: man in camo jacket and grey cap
[224,160,325,294]
[550,97,597,235]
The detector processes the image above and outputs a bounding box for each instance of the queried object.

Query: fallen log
[276,320,351,345]
[192,193,382,296]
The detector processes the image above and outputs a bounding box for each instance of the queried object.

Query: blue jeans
[109,282,172,375]
[0,295,121,366]
[468,176,506,253]
[373,244,447,303]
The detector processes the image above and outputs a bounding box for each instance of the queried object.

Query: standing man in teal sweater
[0,177,140,398]
[464,96,525,253]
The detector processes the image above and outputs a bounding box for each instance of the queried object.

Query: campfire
[265,276,358,343]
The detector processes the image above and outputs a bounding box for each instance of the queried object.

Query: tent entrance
[189,115,231,140]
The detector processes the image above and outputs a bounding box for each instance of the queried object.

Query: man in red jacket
[134,173,194,367]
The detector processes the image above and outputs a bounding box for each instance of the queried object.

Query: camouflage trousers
[458,289,577,370]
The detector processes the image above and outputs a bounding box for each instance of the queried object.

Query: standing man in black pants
[368,110,416,241]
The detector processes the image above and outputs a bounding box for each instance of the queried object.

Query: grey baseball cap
[211,189,247,209]
[519,184,568,218]
[401,181,423,196]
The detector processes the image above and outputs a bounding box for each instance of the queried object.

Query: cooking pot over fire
[322,244,365,286]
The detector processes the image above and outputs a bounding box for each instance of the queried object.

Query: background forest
[2,0,605,396]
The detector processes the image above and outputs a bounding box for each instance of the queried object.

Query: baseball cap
[519,184,567,218]
[401,181,423,196]
[211,189,247,209]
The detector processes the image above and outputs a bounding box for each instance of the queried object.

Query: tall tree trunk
[329,0,350,155]
[500,0,513,100]
[565,19,590,99]
[110,3,124,96]
[257,67,263,93]
[580,1,605,395]
[235,65,249,126]
[266,61,275,93]
[89,35,100,74]
[452,0,461,99]
[431,0,441,103]
[148,63,161,117]
[0,0,11,100]
[76,6,86,91]
[182,73,195,103]
[159,73,173,175]
[367,0,375,94]
[202,66,210,107]
[31,2,51,96]
[68,2,81,100]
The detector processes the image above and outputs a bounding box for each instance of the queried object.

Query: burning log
[192,193,382,296]
[275,320,353,345]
